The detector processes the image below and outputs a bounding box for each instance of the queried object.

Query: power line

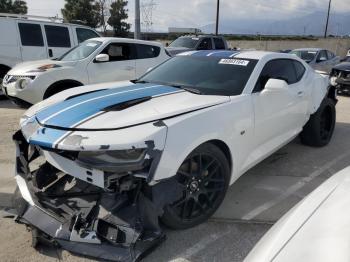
[141,0,157,33]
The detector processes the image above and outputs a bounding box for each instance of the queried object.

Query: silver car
[291,48,340,74]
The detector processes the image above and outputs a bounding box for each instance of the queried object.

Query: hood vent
[102,96,152,111]
[65,89,107,101]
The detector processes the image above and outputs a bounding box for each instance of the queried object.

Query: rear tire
[300,98,336,147]
[161,143,230,229]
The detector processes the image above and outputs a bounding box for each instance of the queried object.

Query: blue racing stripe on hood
[28,126,70,148]
[36,84,178,129]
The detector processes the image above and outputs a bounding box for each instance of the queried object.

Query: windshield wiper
[130,79,149,84]
[180,86,202,95]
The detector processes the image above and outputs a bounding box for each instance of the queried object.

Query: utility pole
[215,0,220,35]
[324,0,332,38]
[134,0,141,39]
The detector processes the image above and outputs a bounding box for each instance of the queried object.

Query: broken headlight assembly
[76,148,149,173]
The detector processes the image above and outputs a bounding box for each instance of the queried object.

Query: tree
[0,0,28,14]
[61,0,100,28]
[107,0,130,37]
[95,0,108,34]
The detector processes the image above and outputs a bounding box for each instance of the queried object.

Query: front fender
[309,72,330,114]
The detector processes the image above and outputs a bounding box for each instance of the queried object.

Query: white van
[0,13,100,84]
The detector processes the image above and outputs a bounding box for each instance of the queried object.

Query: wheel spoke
[206,186,224,194]
[187,200,195,218]
[203,194,213,208]
[173,197,187,208]
[177,170,191,178]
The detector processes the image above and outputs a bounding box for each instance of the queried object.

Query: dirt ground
[0,95,349,261]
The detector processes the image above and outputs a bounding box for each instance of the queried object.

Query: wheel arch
[205,139,233,174]
[0,64,11,76]
[44,79,83,99]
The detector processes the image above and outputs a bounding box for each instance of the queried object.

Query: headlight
[330,76,338,86]
[16,77,35,90]
[21,117,40,140]
[77,149,148,172]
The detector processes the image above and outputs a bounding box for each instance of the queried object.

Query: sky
[26,0,350,32]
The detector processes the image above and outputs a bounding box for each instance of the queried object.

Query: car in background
[245,166,350,262]
[11,50,336,261]
[290,48,340,74]
[0,13,100,90]
[2,37,170,107]
[330,56,350,95]
[166,35,229,56]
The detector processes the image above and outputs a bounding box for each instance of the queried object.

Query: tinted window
[214,38,225,49]
[198,38,212,50]
[18,23,44,46]
[291,50,317,63]
[44,25,71,48]
[255,59,297,92]
[140,56,258,96]
[100,43,136,62]
[317,50,328,61]
[76,28,99,43]
[136,44,160,59]
[293,61,306,81]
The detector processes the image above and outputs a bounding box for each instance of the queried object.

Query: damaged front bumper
[11,131,182,261]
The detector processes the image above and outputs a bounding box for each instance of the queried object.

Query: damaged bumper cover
[11,131,182,262]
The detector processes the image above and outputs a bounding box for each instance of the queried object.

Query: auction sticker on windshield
[219,59,250,66]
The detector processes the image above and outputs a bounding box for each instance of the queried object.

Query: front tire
[300,98,336,147]
[161,143,230,229]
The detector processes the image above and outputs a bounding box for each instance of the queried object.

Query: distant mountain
[201,12,350,36]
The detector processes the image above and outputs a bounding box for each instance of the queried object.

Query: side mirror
[317,57,327,63]
[95,54,109,63]
[264,78,288,92]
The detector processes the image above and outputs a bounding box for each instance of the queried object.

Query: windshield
[290,50,317,63]
[58,40,102,61]
[139,56,258,96]
[169,37,199,48]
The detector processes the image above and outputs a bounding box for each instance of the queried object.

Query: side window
[254,59,297,92]
[327,50,335,59]
[317,50,328,61]
[99,43,136,62]
[293,61,306,81]
[136,44,160,59]
[18,23,44,46]
[44,25,71,48]
[213,38,225,49]
[76,28,99,43]
[197,38,212,50]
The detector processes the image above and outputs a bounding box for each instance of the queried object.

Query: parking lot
[0,95,349,261]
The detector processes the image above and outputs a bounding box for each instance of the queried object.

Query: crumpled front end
[11,130,183,261]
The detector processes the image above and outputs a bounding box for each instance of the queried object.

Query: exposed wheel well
[0,65,11,77]
[327,85,338,104]
[205,140,233,173]
[44,80,83,99]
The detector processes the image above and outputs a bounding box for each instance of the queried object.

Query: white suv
[0,13,100,88]
[2,37,170,106]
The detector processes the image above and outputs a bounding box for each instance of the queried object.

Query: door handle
[48,49,53,57]
[297,91,304,97]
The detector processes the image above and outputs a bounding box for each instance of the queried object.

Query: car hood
[8,59,77,75]
[245,166,350,262]
[23,82,230,132]
[333,62,350,71]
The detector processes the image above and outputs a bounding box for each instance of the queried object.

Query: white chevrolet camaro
[11,50,336,261]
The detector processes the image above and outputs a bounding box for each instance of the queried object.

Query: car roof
[293,48,323,52]
[88,37,162,46]
[177,50,297,60]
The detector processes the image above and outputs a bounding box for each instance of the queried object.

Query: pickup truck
[166,35,230,56]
